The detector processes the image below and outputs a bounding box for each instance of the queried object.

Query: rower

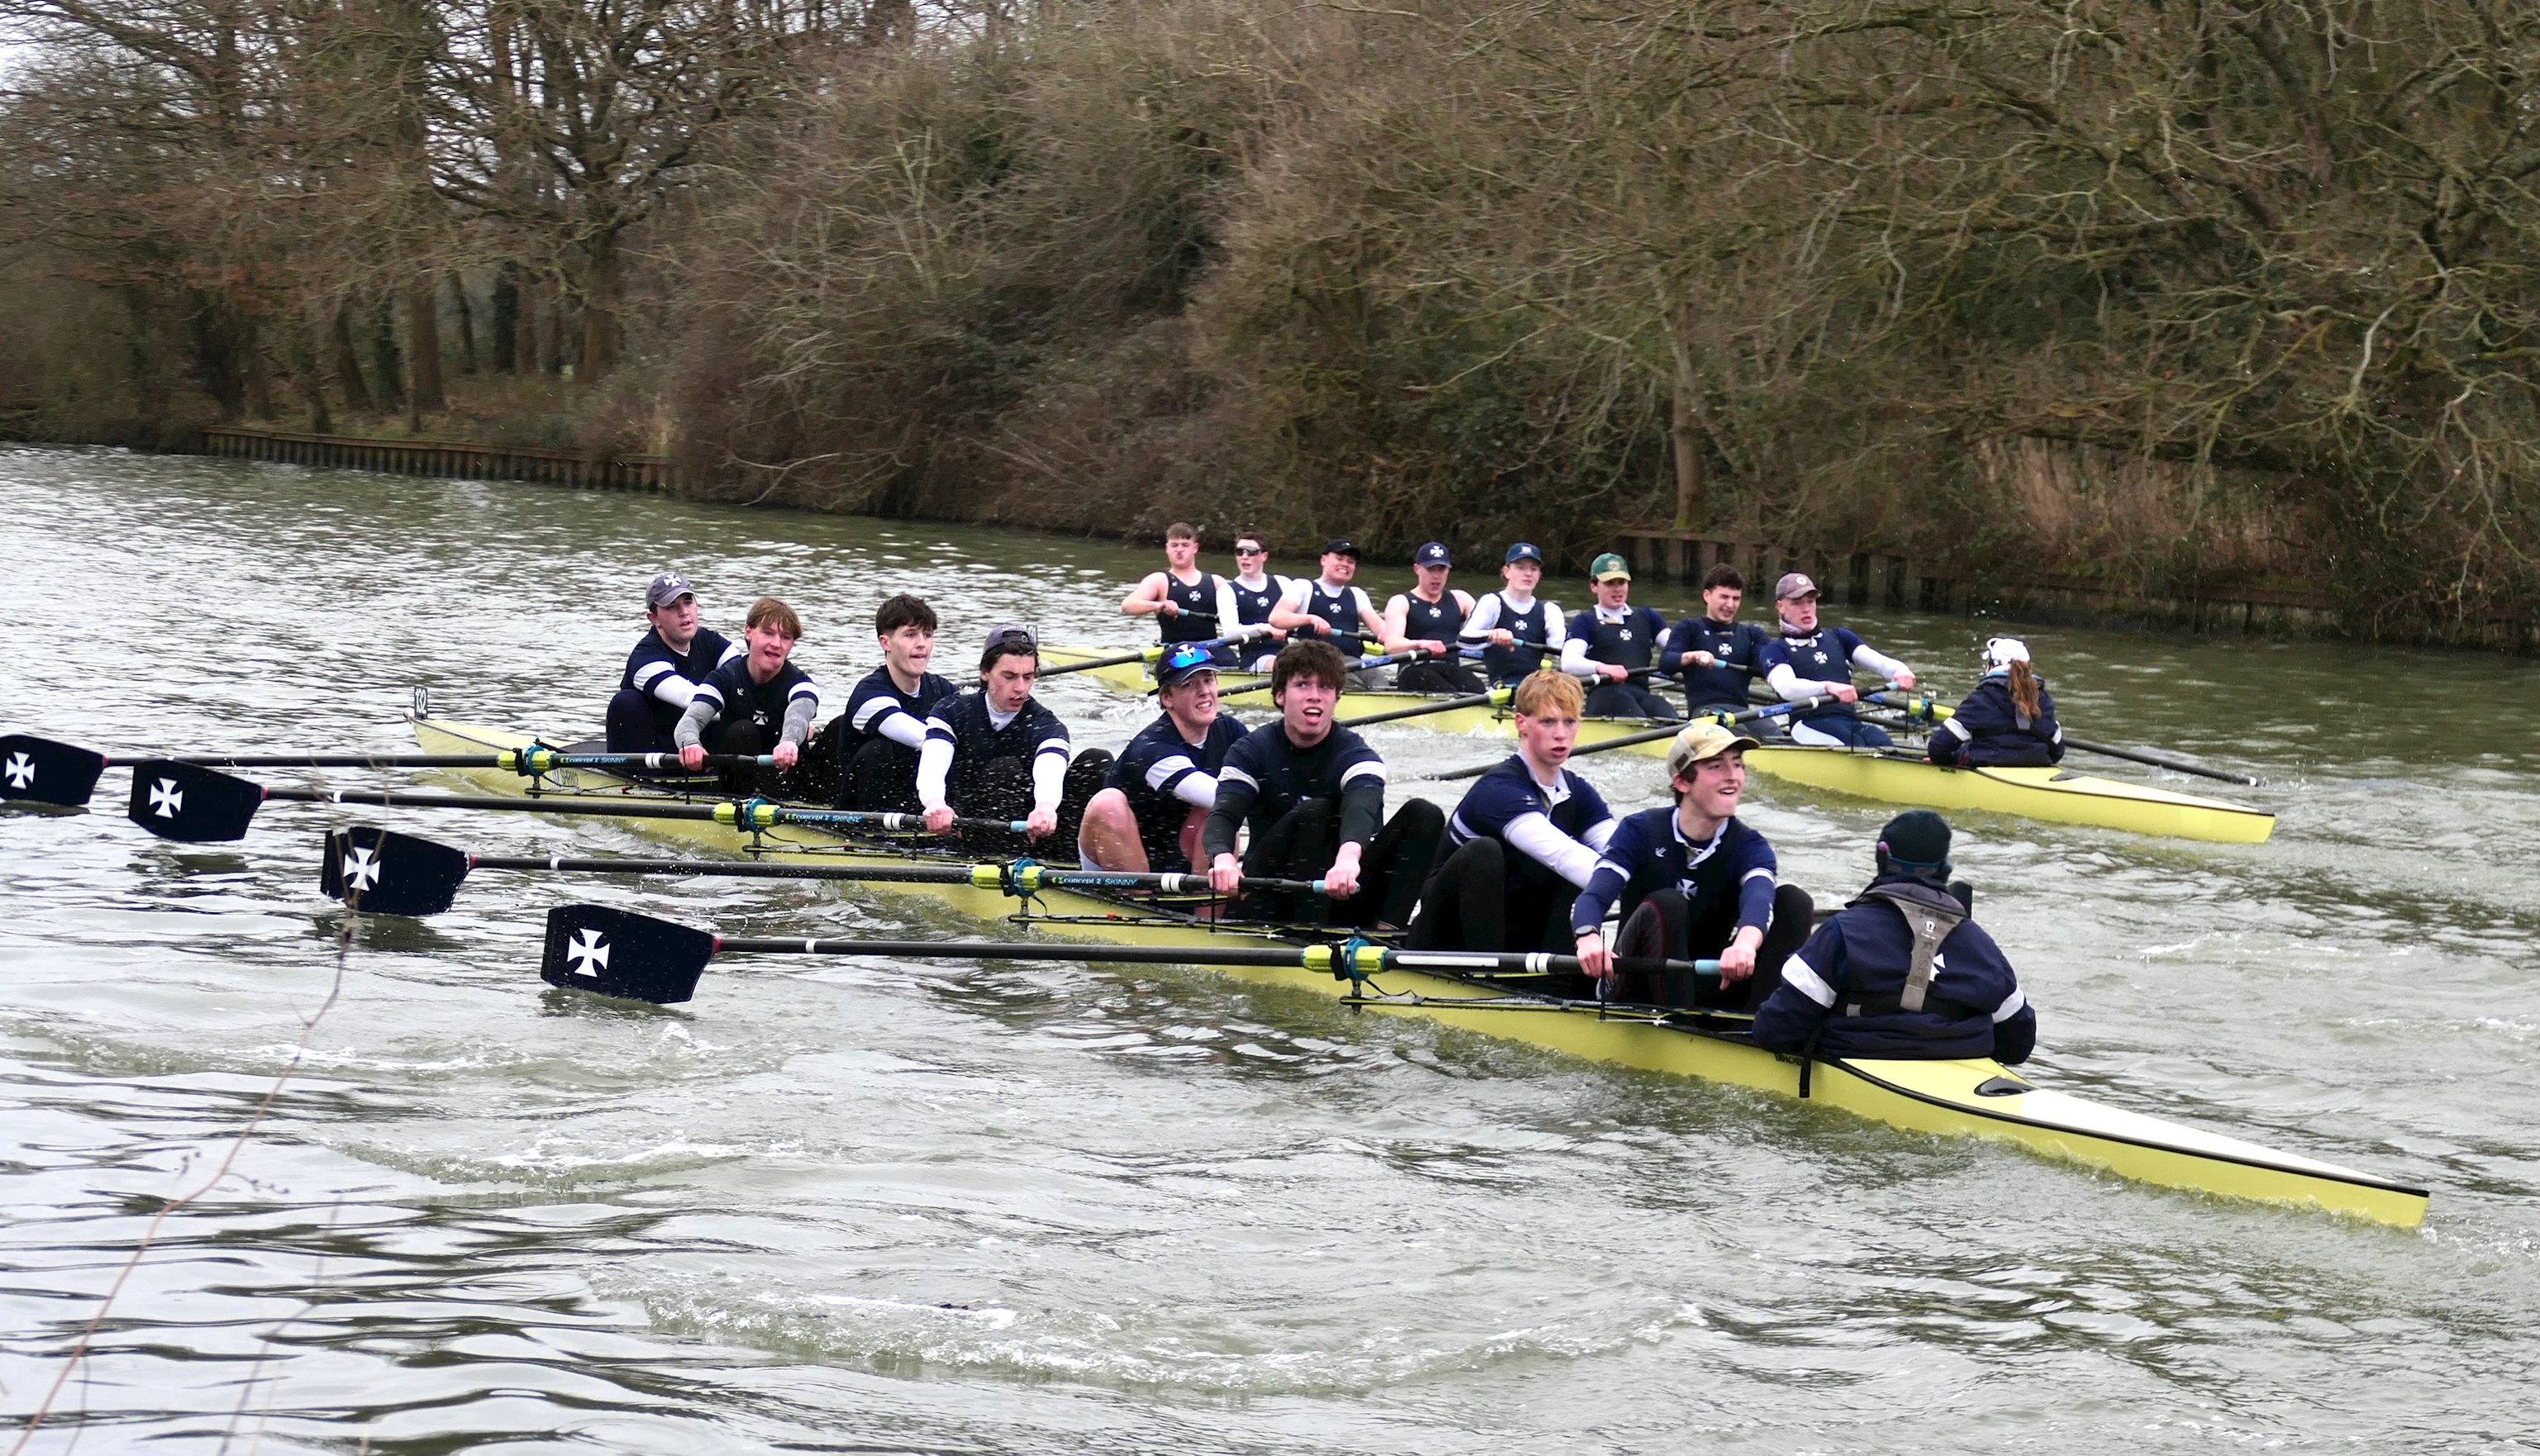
[1268,540,1384,688]
[1928,637,2063,768]
[1561,552,1680,721]
[1751,811,2034,1063]
[1203,639,1445,927]
[674,597,819,792]
[1571,721,1815,1010]
[1227,531,1290,672]
[1383,541,1484,693]
[828,593,957,811]
[1120,521,1241,657]
[1460,542,1567,686]
[607,572,742,753]
[1077,642,1245,874]
[1753,573,1917,749]
[1408,670,1617,954]
[1664,564,1773,723]
[919,625,1111,847]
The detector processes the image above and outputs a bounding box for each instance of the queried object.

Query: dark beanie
[1877,810,1952,868]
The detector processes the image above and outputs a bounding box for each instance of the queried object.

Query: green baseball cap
[1589,552,1632,583]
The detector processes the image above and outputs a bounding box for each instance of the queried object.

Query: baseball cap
[1504,541,1546,566]
[984,623,1039,652]
[1983,636,2031,669]
[1774,572,1819,601]
[1414,541,1452,568]
[1666,720,1760,778]
[1877,809,1953,870]
[1589,552,1632,583]
[646,572,697,607]
[1154,641,1221,690]
[1322,539,1361,559]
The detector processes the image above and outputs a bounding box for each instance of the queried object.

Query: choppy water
[2,445,2538,1454]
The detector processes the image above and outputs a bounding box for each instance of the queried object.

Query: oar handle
[745,803,1030,836]
[517,749,774,773]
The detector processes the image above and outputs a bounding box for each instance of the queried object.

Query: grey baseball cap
[1774,572,1819,601]
[646,572,698,607]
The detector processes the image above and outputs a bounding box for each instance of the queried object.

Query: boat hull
[1042,646,2275,843]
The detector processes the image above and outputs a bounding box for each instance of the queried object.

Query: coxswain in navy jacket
[1751,824,2034,1063]
[1929,645,2063,768]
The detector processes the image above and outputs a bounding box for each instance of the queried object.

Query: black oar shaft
[713,936,1312,968]
[263,786,727,819]
[1338,691,1497,727]
[2061,736,2261,785]
[466,852,1321,895]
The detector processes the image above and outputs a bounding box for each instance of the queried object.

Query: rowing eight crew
[603,576,2032,1063]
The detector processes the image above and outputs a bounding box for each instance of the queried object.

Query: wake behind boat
[399,707,2414,1225]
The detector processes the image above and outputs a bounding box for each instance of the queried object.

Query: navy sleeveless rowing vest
[1160,571,1221,645]
[1580,605,1665,670]
[1301,581,1363,642]
[1232,576,1281,629]
[1401,589,1465,645]
[1482,595,1552,683]
[1775,629,1860,724]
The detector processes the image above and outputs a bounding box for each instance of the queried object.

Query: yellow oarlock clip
[969,864,1003,889]
[496,749,521,771]
[1488,684,1515,708]
[711,801,779,829]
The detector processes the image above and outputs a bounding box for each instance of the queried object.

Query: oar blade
[0,734,108,808]
[323,826,472,916]
[123,759,264,841]
[540,904,717,1005]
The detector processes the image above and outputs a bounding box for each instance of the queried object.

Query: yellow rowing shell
[1044,646,2276,844]
[405,711,2414,1225]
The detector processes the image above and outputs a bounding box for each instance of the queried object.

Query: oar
[319,826,1327,916]
[1418,696,1833,783]
[1337,685,1513,728]
[1040,628,1271,679]
[98,760,1033,844]
[535,903,1722,1005]
[0,732,768,809]
[1216,648,1446,698]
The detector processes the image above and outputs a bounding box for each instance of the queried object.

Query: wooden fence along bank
[203,426,674,492]
[197,426,2514,646]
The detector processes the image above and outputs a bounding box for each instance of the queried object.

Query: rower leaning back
[1754,572,1918,749]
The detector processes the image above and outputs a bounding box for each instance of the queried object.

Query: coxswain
[1561,552,1680,720]
[1383,540,1484,693]
[674,597,819,792]
[1928,637,2063,768]
[1459,542,1568,686]
[1751,810,2034,1063]
[827,593,957,811]
[1408,670,1617,954]
[919,625,1110,846]
[1227,531,1290,672]
[1203,639,1445,927]
[1570,721,1815,1010]
[1663,564,1773,721]
[1120,521,1241,655]
[607,572,743,753]
[1078,641,1246,874]
[1753,573,1917,748]
[1269,540,1384,688]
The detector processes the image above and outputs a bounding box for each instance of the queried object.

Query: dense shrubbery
[6,2,2538,636]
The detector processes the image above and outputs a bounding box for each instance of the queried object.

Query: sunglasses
[1235,545,1267,556]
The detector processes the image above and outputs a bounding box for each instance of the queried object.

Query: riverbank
[153,426,2526,652]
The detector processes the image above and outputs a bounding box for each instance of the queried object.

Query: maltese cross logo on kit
[3,752,32,789]
[148,778,184,817]
[566,930,611,977]
[342,846,382,892]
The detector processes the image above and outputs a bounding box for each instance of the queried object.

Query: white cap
[1983,637,2030,669]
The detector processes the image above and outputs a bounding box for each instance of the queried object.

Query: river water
[2,445,2536,1454]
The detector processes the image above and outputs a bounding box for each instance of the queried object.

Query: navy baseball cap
[1414,541,1452,567]
[1322,539,1361,558]
[646,573,697,607]
[1154,641,1221,690]
[1504,542,1546,565]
